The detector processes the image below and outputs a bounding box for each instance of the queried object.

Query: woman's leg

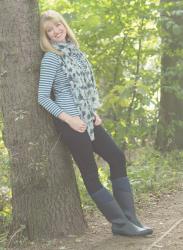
[92,125,153,233]
[52,118,152,236]
[92,125,127,180]
[52,117,102,194]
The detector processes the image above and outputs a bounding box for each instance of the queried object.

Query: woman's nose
[54,27,59,35]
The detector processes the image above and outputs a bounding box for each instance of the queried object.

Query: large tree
[0,0,86,242]
[155,0,183,151]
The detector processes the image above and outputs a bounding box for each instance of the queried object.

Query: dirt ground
[8,182,183,250]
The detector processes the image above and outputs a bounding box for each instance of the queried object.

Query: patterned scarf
[52,41,101,141]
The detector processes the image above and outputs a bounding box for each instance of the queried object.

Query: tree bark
[0,0,86,242]
[155,0,183,151]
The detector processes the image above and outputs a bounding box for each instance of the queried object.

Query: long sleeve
[38,52,63,117]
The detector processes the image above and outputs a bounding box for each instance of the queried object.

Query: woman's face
[45,20,67,43]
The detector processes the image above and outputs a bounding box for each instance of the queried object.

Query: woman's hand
[58,112,87,133]
[94,113,102,126]
[68,116,87,132]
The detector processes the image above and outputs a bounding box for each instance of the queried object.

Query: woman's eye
[47,28,52,32]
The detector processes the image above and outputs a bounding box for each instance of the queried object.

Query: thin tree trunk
[0,0,86,242]
[155,0,183,151]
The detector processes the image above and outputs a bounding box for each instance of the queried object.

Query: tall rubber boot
[90,187,152,236]
[111,176,153,234]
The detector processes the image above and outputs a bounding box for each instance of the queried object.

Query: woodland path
[8,182,183,250]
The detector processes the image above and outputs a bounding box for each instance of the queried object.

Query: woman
[38,10,153,236]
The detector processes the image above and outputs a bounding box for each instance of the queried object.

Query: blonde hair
[40,10,79,55]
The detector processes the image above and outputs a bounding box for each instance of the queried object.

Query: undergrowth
[75,147,183,209]
[0,146,183,248]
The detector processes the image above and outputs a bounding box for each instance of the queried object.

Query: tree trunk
[0,0,86,242]
[155,0,183,151]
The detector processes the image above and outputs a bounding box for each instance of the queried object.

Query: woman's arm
[38,52,87,132]
[38,52,63,117]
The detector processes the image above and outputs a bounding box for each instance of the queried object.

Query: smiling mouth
[56,32,64,38]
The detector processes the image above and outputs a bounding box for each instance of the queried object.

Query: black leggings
[53,117,127,195]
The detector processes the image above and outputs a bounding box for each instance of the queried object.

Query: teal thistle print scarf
[52,41,101,141]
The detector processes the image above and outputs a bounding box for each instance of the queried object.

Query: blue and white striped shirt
[38,51,80,117]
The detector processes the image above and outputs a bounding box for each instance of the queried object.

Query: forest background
[0,0,183,248]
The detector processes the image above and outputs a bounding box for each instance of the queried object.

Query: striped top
[38,51,80,117]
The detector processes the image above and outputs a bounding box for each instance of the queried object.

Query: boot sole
[112,230,152,237]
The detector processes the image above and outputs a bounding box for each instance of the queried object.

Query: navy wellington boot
[111,176,153,235]
[90,187,152,236]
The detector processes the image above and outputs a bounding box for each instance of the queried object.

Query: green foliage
[0,231,8,249]
[127,147,183,195]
